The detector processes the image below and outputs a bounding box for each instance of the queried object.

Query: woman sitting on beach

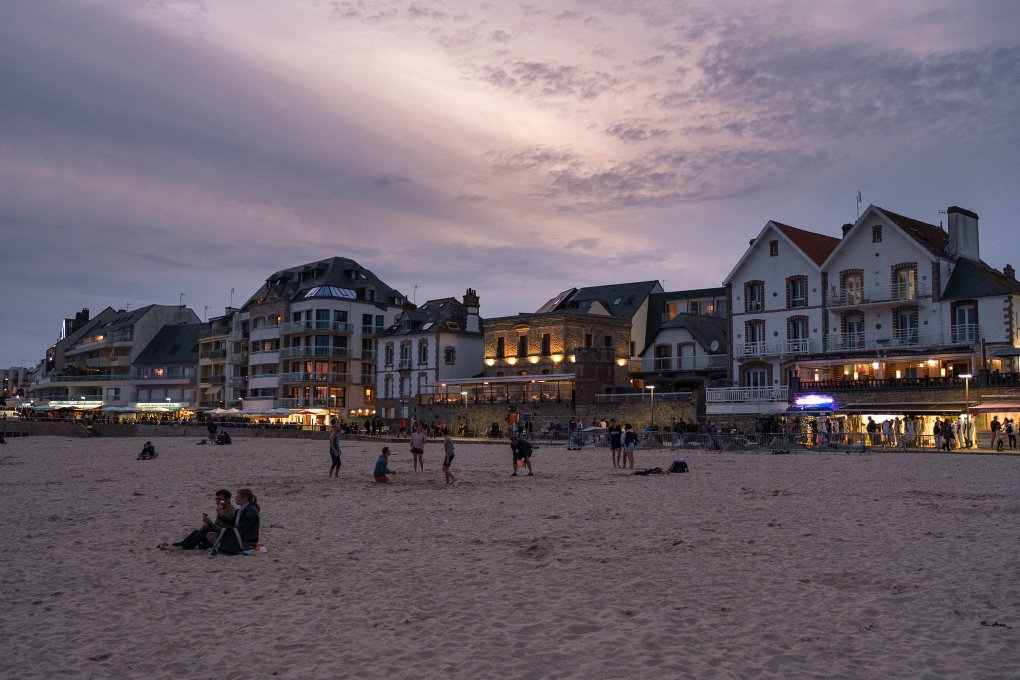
[208,488,260,555]
[138,442,157,460]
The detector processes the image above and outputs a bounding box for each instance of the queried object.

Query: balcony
[734,339,820,358]
[200,348,227,360]
[278,346,350,359]
[274,397,340,409]
[228,330,246,341]
[707,386,789,403]
[362,325,385,335]
[278,372,359,385]
[229,353,248,364]
[280,320,353,335]
[825,324,978,353]
[205,375,226,385]
[631,355,729,373]
[826,281,929,308]
[228,376,247,387]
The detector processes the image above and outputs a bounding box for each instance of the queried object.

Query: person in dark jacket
[208,488,260,555]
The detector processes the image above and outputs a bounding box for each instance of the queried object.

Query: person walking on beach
[622,423,637,469]
[510,435,533,476]
[410,423,426,472]
[442,428,457,485]
[608,418,623,468]
[328,423,343,477]
[373,446,397,483]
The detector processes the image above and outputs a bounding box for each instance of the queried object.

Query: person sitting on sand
[374,446,397,483]
[170,488,233,549]
[208,488,260,555]
[138,441,157,460]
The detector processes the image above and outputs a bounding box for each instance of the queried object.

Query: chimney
[947,206,980,260]
[748,238,755,246]
[841,223,853,237]
[1005,264,1016,281]
[463,288,480,333]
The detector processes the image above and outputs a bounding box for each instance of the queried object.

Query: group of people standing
[990,416,1017,451]
[606,418,638,469]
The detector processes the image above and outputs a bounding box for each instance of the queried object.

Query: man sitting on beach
[373,446,397,483]
[138,441,157,460]
[169,488,233,549]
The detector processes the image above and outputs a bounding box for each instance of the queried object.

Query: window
[654,345,672,371]
[953,303,978,343]
[541,333,551,355]
[872,225,882,243]
[688,300,701,315]
[842,271,863,305]
[745,367,768,388]
[584,334,593,348]
[843,313,864,349]
[894,266,917,301]
[895,308,918,345]
[604,335,612,348]
[787,276,807,309]
[744,321,765,355]
[769,240,778,256]
[418,340,428,365]
[788,317,808,353]
[496,337,505,358]
[745,281,764,312]
[677,343,695,370]
[517,334,528,357]
[444,347,456,364]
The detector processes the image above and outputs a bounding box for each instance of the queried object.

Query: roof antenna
[856,190,862,220]
[179,292,186,307]
[204,305,210,321]
[230,287,235,308]
[413,284,420,305]
[938,209,946,228]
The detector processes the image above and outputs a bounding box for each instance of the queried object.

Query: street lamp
[460,391,468,436]
[960,373,973,448]
[645,384,655,427]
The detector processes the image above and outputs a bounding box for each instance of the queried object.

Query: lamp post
[960,373,972,448]
[645,384,655,428]
[461,391,468,436]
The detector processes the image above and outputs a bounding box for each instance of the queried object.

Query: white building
[377,289,483,420]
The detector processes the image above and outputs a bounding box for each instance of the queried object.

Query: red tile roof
[773,222,841,266]
[874,207,949,257]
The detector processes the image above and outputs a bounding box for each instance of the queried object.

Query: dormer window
[872,225,882,243]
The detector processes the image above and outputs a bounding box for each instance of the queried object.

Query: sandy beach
[1,435,1017,679]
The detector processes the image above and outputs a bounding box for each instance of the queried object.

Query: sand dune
[0,436,1017,679]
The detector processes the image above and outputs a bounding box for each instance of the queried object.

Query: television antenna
[856,190,862,219]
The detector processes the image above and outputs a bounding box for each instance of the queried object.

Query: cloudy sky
[3,0,1019,368]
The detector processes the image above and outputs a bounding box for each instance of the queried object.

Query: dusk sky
[3,0,1019,369]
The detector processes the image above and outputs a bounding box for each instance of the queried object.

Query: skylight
[303,286,358,300]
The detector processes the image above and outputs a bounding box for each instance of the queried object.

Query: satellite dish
[709,340,720,352]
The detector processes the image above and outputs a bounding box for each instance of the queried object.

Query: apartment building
[226,257,408,420]
[29,304,200,408]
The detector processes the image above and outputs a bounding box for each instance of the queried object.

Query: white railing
[825,324,979,352]
[280,320,353,334]
[707,386,789,403]
[734,339,819,358]
[279,346,349,359]
[274,398,341,409]
[827,281,929,307]
[278,372,359,384]
[631,355,729,372]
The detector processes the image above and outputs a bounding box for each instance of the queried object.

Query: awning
[968,401,1020,413]
[837,402,966,415]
